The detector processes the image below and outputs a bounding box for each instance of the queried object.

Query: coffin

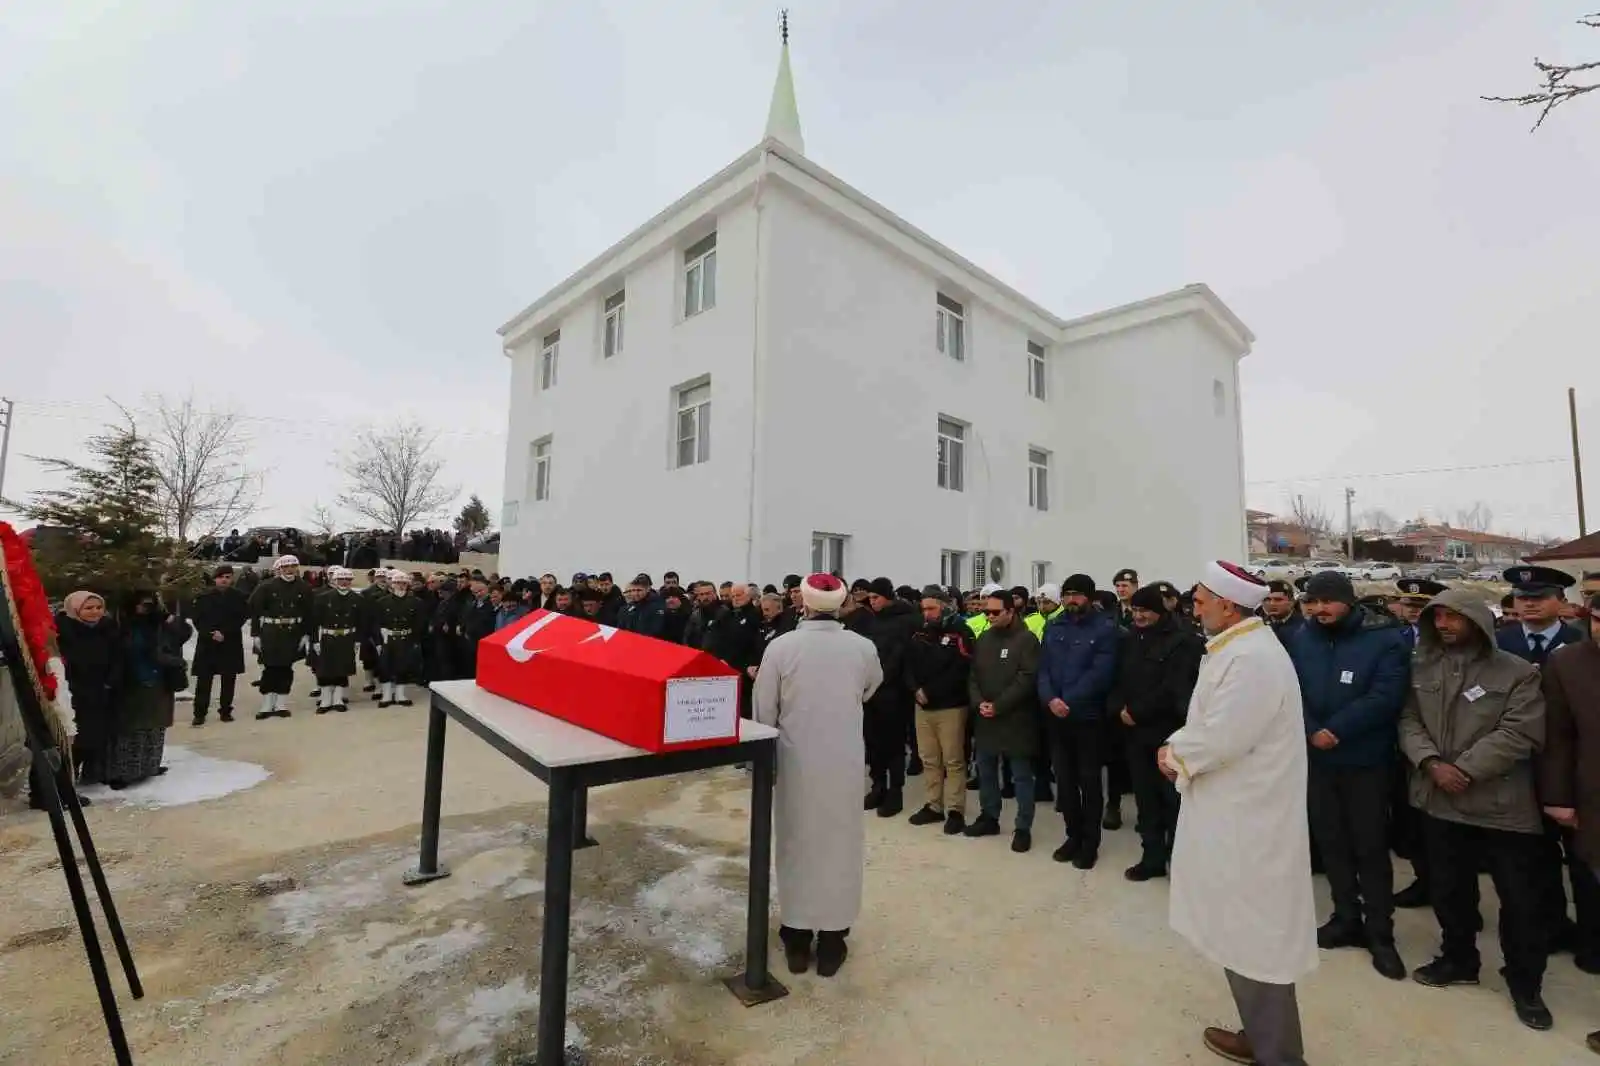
[476,609,742,752]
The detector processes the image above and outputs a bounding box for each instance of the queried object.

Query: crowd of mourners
[187,527,472,568]
[27,550,1600,1046]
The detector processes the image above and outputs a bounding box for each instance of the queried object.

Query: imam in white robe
[753,618,882,932]
[1165,616,1319,986]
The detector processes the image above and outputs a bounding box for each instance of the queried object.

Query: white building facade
[498,52,1254,591]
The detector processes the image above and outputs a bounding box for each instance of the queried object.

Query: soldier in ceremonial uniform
[1392,577,1447,908]
[311,566,362,713]
[374,569,429,707]
[358,568,389,697]
[248,555,313,720]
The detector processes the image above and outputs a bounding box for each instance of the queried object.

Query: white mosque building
[496,33,1255,591]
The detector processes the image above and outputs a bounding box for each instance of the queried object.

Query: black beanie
[1130,584,1169,614]
[1303,571,1356,605]
[868,576,895,599]
[1061,573,1097,598]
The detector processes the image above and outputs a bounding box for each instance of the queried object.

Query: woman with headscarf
[104,591,190,789]
[53,590,121,788]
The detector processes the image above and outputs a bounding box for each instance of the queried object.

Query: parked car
[1361,562,1403,582]
[1469,566,1504,582]
[1430,565,1468,581]
[1248,557,1305,581]
[1303,560,1344,575]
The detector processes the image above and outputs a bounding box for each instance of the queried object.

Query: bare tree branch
[1483,13,1600,129]
[335,420,458,535]
[1454,501,1495,534]
[1286,493,1333,538]
[306,501,341,539]
[147,394,263,547]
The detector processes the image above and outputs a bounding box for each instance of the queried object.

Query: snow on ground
[77,745,270,809]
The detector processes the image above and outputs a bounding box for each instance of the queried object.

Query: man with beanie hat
[1286,570,1410,981]
[906,587,974,833]
[1108,584,1204,881]
[1037,573,1120,868]
[864,576,919,817]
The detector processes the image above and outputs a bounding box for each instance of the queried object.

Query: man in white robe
[754,573,882,977]
[1160,561,1318,1066]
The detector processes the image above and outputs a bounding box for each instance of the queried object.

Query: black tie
[1530,632,1547,662]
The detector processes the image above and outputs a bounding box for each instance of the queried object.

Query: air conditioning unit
[986,552,1009,586]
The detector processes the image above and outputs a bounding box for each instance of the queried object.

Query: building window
[940,550,968,589]
[603,289,625,358]
[530,437,553,502]
[935,293,965,361]
[1032,561,1051,589]
[811,533,847,575]
[1028,447,1050,511]
[1027,340,1047,400]
[539,330,560,390]
[502,501,520,528]
[675,380,712,467]
[936,417,966,492]
[683,233,717,318]
[1213,378,1226,417]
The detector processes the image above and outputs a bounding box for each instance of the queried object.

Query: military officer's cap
[1396,578,1447,602]
[1113,568,1139,585]
[1358,594,1393,611]
[1504,565,1575,598]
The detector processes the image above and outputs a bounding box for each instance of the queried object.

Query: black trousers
[1126,736,1179,862]
[1390,760,1429,885]
[1102,716,1130,803]
[1308,762,1395,939]
[1423,814,1547,994]
[1049,718,1104,849]
[866,701,908,790]
[257,665,294,695]
[1537,819,1600,958]
[193,671,236,719]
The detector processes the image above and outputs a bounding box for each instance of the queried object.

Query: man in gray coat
[1399,587,1550,1030]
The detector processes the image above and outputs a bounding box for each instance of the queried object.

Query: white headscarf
[1201,560,1269,610]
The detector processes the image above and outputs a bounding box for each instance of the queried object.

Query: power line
[1247,457,1569,486]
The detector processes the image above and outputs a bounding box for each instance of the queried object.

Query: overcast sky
[2,1,1597,545]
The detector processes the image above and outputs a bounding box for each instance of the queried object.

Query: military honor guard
[358,568,390,696]
[247,555,314,720]
[373,569,429,706]
[311,566,362,712]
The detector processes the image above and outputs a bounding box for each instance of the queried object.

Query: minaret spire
[765,9,805,154]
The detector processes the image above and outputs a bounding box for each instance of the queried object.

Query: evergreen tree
[9,420,198,602]
[454,494,492,536]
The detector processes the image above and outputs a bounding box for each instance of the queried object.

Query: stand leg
[34,750,134,1066]
[537,770,578,1066]
[58,763,143,999]
[573,784,597,850]
[725,740,788,1005]
[403,701,452,886]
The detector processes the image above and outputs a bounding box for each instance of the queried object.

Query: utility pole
[0,397,14,502]
[1345,486,1356,560]
[1571,387,1587,537]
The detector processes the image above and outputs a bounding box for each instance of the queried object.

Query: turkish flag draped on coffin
[476,609,743,753]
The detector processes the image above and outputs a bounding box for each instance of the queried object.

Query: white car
[1303,560,1344,575]
[1333,562,1368,579]
[1248,558,1305,581]
[1361,563,1402,582]
[1469,567,1503,582]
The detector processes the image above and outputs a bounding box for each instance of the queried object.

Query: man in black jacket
[1260,580,1304,645]
[720,584,764,718]
[906,587,973,833]
[864,576,919,817]
[1108,584,1204,881]
[618,575,666,640]
[457,576,500,679]
[190,565,250,725]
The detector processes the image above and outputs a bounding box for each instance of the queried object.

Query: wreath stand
[0,581,143,1065]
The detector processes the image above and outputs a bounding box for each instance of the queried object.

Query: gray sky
[2,1,1597,545]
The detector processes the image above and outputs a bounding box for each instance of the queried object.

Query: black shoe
[362,684,376,693]
[779,928,812,975]
[155,766,168,776]
[397,699,414,707]
[943,811,966,835]
[966,775,979,791]
[1511,989,1553,1031]
[1035,783,1054,803]
[218,709,233,723]
[1124,859,1167,882]
[316,707,332,715]
[1000,782,1015,800]
[863,786,885,811]
[963,815,1001,838]
[1011,829,1032,854]
[908,806,943,826]
[107,780,127,791]
[191,715,205,727]
[876,788,903,818]
[906,756,923,777]
[254,711,272,721]
[1071,848,1098,871]
[77,794,91,807]
[1052,838,1082,864]
[1393,879,1430,909]
[1369,939,1406,981]
[334,703,349,713]
[378,700,394,709]
[1412,956,1479,988]
[815,932,848,978]
[276,709,292,718]
[1317,917,1367,950]
[1102,804,1123,831]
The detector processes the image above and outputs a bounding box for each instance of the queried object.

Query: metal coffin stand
[403,679,787,1066]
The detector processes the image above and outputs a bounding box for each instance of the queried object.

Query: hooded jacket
[1285,604,1410,768]
[1398,587,1546,835]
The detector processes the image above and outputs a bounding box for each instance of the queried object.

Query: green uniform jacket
[248,577,314,667]
[312,589,364,678]
[968,620,1041,758]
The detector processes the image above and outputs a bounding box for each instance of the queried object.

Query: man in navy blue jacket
[1037,573,1119,869]
[1287,571,1411,981]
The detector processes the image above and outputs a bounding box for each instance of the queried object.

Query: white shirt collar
[1523,620,1564,642]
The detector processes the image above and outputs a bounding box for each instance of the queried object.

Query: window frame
[530,436,553,502]
[603,289,625,358]
[1027,340,1047,400]
[940,549,968,589]
[811,532,847,575]
[683,233,718,319]
[675,379,712,468]
[1031,561,1052,589]
[539,329,560,390]
[935,292,965,362]
[1028,446,1050,512]
[936,417,967,492]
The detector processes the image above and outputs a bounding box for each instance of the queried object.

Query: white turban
[799,573,847,613]
[979,582,1004,597]
[1201,560,1269,610]
[273,554,300,569]
[1035,582,1062,603]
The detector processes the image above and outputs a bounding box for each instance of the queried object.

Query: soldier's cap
[1113,568,1139,585]
[1504,565,1575,598]
[1154,581,1180,599]
[1358,594,1393,611]
[1396,578,1448,601]
[1265,579,1294,596]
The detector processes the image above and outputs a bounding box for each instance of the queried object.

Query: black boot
[191,713,206,727]
[908,806,943,826]
[1510,986,1553,1031]
[815,931,849,977]
[218,708,234,722]
[876,787,903,818]
[779,926,813,975]
[905,754,923,777]
[1124,852,1168,882]
[1393,879,1430,909]
[1368,936,1406,981]
[1411,956,1479,987]
[1317,916,1366,950]
[963,815,1001,838]
[1102,799,1123,831]
[863,785,886,812]
[943,811,966,835]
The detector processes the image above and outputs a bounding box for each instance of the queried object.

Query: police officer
[1394,578,1448,649]
[1500,566,1584,665]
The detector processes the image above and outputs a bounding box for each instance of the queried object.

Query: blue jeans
[977,750,1035,831]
